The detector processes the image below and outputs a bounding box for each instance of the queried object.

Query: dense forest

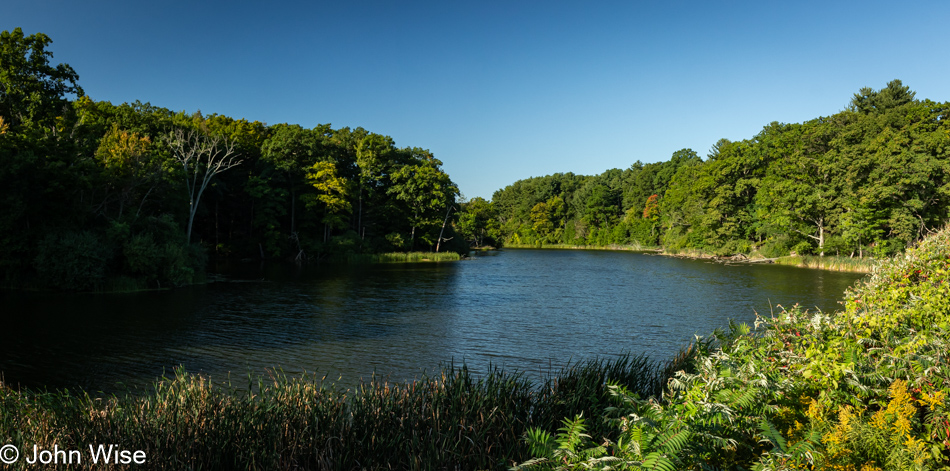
[6,26,950,292]
[0,28,464,291]
[473,80,950,259]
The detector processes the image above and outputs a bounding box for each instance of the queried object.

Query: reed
[774,254,876,272]
[0,350,694,470]
[100,275,149,293]
[337,251,461,263]
[504,243,658,251]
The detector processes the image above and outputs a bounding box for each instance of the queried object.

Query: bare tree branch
[163,128,242,243]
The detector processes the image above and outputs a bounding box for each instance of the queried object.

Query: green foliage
[29,215,204,291]
[121,216,206,287]
[456,196,499,247]
[490,82,950,261]
[844,226,950,337]
[306,160,352,242]
[34,231,111,291]
[0,29,466,289]
[518,226,950,470]
[0,27,83,131]
[791,240,814,255]
[245,174,288,256]
[388,156,458,249]
[758,235,792,258]
[851,79,917,114]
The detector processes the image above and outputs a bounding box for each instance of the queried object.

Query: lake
[0,249,864,393]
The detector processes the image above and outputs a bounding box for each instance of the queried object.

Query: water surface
[0,249,864,393]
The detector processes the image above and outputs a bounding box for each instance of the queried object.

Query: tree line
[0,28,463,291]
[466,80,950,259]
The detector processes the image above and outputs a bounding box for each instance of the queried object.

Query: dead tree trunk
[163,128,242,244]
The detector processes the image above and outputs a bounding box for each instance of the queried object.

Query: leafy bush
[758,235,792,258]
[34,231,112,290]
[734,239,753,254]
[123,233,163,279]
[517,226,950,470]
[871,238,905,258]
[823,235,849,256]
[385,231,407,251]
[626,218,659,246]
[791,240,814,255]
[327,230,361,255]
[121,215,206,287]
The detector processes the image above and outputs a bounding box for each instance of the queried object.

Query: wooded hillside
[477,80,949,258]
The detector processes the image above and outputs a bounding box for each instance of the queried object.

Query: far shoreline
[499,243,875,273]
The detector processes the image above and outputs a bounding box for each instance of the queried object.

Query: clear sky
[7,1,950,199]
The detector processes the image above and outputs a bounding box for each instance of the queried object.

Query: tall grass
[0,350,694,470]
[336,251,461,263]
[100,275,149,293]
[774,254,877,272]
[504,243,659,251]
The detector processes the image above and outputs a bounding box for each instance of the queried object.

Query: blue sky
[8,1,950,199]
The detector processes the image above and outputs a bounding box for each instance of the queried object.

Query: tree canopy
[0,28,464,290]
[484,81,950,258]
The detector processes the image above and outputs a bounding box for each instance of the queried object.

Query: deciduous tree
[306,161,351,242]
[0,27,83,131]
[163,127,242,243]
[388,157,457,249]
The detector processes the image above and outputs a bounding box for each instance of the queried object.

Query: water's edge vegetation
[334,251,461,263]
[503,243,876,273]
[773,254,878,273]
[0,353,694,470]
[3,228,949,469]
[514,226,950,470]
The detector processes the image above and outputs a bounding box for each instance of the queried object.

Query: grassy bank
[663,248,877,273]
[333,251,462,263]
[0,352,694,470]
[504,243,660,252]
[774,254,877,273]
[470,245,497,251]
[504,243,878,274]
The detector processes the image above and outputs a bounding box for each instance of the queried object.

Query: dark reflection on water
[0,250,864,393]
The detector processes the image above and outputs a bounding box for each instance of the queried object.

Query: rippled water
[0,249,864,393]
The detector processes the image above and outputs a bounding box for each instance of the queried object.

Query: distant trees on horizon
[479,80,950,259]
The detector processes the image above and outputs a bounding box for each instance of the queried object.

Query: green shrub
[626,218,659,246]
[123,233,163,279]
[328,230,361,254]
[791,240,814,255]
[119,216,206,288]
[871,238,905,258]
[384,232,407,251]
[823,235,849,256]
[517,227,950,470]
[759,235,792,258]
[34,231,112,290]
[844,227,950,337]
[734,239,752,254]
[103,275,147,292]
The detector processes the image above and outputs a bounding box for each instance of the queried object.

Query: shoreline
[3,251,465,295]
[500,243,875,273]
[501,243,661,252]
